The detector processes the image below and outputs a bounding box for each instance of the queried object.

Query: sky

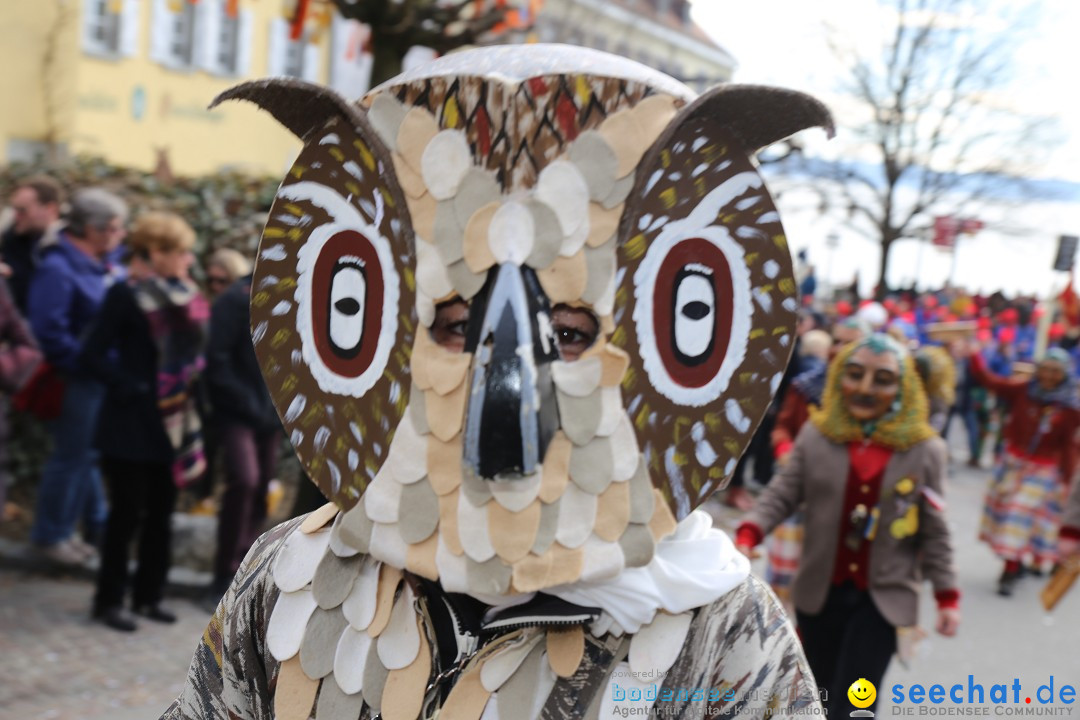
[688,0,1080,296]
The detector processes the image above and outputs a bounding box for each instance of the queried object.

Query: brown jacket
[745,423,956,628]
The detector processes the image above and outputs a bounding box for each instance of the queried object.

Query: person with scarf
[737,333,960,717]
[80,212,209,632]
[967,345,1080,595]
[161,46,834,720]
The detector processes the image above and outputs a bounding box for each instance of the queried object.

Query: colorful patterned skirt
[979,450,1067,563]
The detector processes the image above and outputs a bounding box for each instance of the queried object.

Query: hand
[936,607,960,637]
[735,542,760,560]
[1058,536,1080,562]
[0,262,11,278]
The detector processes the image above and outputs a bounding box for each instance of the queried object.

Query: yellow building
[0,0,371,177]
[0,0,733,178]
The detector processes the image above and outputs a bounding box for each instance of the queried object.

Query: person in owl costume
[163,45,833,720]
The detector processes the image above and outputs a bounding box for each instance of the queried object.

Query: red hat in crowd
[999,308,1018,324]
[998,326,1016,344]
[835,300,852,316]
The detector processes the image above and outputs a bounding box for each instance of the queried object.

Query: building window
[283,36,306,78]
[217,12,241,73]
[151,0,197,69]
[268,18,321,82]
[168,2,197,67]
[83,0,139,58]
[85,0,121,54]
[150,0,251,76]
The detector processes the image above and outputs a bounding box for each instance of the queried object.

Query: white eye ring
[632,227,752,408]
[286,182,400,399]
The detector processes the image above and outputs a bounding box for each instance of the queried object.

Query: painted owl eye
[310,231,384,378]
[633,232,752,407]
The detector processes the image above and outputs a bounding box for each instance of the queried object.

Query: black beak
[463,264,559,480]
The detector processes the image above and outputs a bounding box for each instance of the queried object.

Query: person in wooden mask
[163,45,836,720]
[737,334,960,717]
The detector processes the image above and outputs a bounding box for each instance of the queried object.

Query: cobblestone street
[0,571,209,720]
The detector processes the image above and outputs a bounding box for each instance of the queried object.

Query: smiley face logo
[848,678,877,709]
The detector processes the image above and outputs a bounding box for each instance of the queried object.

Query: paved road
[2,449,1078,719]
[0,570,209,720]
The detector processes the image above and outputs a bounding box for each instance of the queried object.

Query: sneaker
[93,605,138,632]
[36,540,85,567]
[133,604,178,624]
[68,536,100,562]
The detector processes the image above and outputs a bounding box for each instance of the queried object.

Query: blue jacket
[27,235,121,373]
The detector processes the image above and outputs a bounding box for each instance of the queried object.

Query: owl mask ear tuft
[233,78,417,512]
[612,83,832,519]
[210,77,366,143]
[684,84,835,154]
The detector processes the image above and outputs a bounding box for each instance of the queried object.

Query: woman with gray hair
[27,187,128,566]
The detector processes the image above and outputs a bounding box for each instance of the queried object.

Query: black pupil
[681,300,710,320]
[335,298,361,315]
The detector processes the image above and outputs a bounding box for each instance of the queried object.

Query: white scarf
[478,510,750,634]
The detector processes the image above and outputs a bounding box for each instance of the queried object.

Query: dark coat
[79,281,174,464]
[206,275,279,431]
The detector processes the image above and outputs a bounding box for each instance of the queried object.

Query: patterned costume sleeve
[655,575,822,718]
[160,518,300,720]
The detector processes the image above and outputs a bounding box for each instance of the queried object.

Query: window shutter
[150,0,172,63]
[195,0,222,72]
[329,16,372,99]
[120,0,141,57]
[80,1,98,52]
[236,9,255,76]
[302,40,322,83]
[267,17,287,76]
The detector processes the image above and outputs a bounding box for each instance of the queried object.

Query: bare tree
[320,0,519,86]
[819,0,1056,296]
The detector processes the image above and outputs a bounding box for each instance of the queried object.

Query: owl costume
[163,45,832,720]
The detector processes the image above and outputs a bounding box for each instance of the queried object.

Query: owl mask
[216,44,832,597]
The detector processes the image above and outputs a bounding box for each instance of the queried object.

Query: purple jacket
[27,235,121,373]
